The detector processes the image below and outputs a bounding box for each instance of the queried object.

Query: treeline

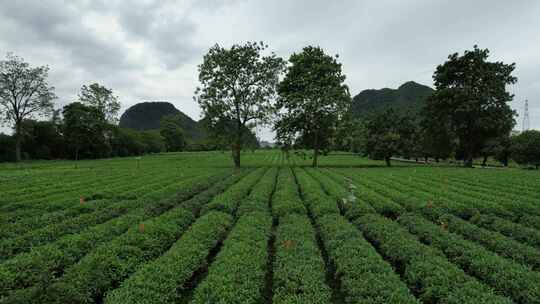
[340,46,540,168]
[0,54,258,162]
[2,44,539,168]
[340,109,540,169]
[0,116,165,162]
[0,105,245,162]
[274,45,539,169]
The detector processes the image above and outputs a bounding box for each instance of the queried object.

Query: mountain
[119,102,180,130]
[351,81,434,118]
[119,102,203,141]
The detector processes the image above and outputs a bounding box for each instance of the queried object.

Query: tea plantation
[1,151,539,303]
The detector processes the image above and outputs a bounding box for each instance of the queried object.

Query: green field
[1,151,540,304]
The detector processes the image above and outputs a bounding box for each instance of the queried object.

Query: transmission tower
[522,100,530,132]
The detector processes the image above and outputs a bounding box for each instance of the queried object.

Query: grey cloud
[0,0,539,138]
[0,1,138,76]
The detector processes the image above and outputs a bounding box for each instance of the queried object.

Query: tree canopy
[79,83,121,124]
[511,130,540,169]
[275,46,350,167]
[0,53,56,161]
[423,46,516,167]
[195,41,285,167]
[160,115,186,152]
[62,102,109,160]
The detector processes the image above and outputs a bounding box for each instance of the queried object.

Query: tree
[511,130,540,169]
[62,102,110,161]
[362,109,402,166]
[139,130,165,154]
[20,119,64,159]
[418,109,455,162]
[0,133,15,162]
[480,135,512,167]
[0,53,56,161]
[78,83,121,124]
[275,46,350,167]
[492,135,512,167]
[160,115,186,152]
[195,41,285,168]
[110,127,144,157]
[424,46,516,167]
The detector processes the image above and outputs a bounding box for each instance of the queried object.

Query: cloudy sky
[1,0,539,140]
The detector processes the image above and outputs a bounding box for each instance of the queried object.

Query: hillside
[119,102,204,140]
[351,81,434,117]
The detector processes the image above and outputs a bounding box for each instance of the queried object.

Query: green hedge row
[356,214,511,304]
[237,167,277,216]
[301,169,416,302]
[294,169,340,217]
[470,214,540,248]
[1,167,201,215]
[348,170,476,219]
[0,174,217,239]
[0,212,146,299]
[0,171,234,297]
[272,214,331,304]
[437,213,540,270]
[383,173,516,220]
[344,175,404,218]
[272,168,307,218]
[3,206,196,303]
[47,207,194,303]
[1,169,215,232]
[104,211,233,304]
[1,171,220,260]
[521,215,540,230]
[401,172,540,217]
[318,214,417,303]
[1,171,132,208]
[0,200,135,260]
[0,198,117,240]
[201,168,265,215]
[310,169,376,219]
[398,214,540,304]
[192,212,272,303]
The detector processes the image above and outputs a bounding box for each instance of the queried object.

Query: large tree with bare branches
[0,53,56,161]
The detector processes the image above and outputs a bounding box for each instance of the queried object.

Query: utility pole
[522,100,530,132]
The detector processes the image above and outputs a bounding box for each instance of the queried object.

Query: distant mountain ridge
[351,81,434,117]
[119,101,204,141]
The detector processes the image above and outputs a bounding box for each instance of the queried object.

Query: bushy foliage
[511,130,540,169]
[398,214,540,303]
[105,211,232,304]
[357,214,511,303]
[192,212,272,303]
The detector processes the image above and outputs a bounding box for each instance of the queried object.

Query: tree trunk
[464,157,473,168]
[312,131,319,167]
[385,157,391,167]
[232,143,241,168]
[232,129,242,168]
[14,121,22,162]
[464,136,474,168]
[464,146,474,168]
[536,164,539,170]
[424,156,428,163]
[502,157,508,167]
[74,146,79,169]
[482,156,488,167]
